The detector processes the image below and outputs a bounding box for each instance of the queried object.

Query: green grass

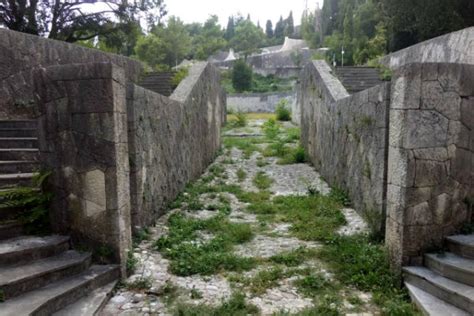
[223,137,263,159]
[155,213,255,276]
[252,172,273,190]
[269,247,316,267]
[173,292,259,316]
[319,234,419,315]
[126,277,152,291]
[236,168,247,182]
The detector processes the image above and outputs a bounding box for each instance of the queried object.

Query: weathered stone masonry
[299,59,473,272]
[299,61,390,233]
[0,29,226,272]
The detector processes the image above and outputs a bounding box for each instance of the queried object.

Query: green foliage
[174,292,259,316]
[228,112,248,128]
[252,172,273,190]
[295,273,333,297]
[136,16,191,69]
[155,213,255,276]
[270,247,314,267]
[275,100,291,121]
[126,277,152,291]
[232,60,253,93]
[171,67,189,88]
[236,169,247,182]
[328,186,351,207]
[319,234,418,315]
[230,20,266,57]
[126,250,138,274]
[0,170,53,235]
[192,16,227,60]
[262,119,281,140]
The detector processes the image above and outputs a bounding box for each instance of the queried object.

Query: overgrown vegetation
[155,212,255,276]
[222,69,296,94]
[0,170,53,235]
[171,67,189,88]
[275,100,291,121]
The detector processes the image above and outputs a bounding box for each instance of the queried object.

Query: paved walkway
[102,119,373,316]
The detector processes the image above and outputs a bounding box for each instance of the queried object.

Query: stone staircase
[403,234,474,315]
[0,120,120,315]
[138,71,176,96]
[334,67,384,94]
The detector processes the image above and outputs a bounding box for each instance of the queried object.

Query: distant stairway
[0,120,119,315]
[138,71,176,96]
[404,234,474,316]
[335,67,384,94]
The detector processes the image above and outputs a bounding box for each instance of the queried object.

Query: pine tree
[274,16,285,40]
[285,11,295,37]
[265,20,274,38]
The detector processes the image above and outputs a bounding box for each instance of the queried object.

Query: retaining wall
[127,62,225,228]
[299,61,390,232]
[227,91,295,113]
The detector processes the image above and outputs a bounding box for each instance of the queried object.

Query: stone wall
[0,29,143,119]
[386,63,474,269]
[227,92,295,113]
[34,63,132,275]
[300,61,390,231]
[379,27,474,69]
[127,62,226,229]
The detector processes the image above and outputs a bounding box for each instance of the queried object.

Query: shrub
[232,59,253,92]
[275,99,291,121]
[171,67,189,88]
[262,118,280,140]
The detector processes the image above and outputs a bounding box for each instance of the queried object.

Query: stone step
[52,281,117,316]
[404,266,474,313]
[0,172,35,188]
[0,220,23,240]
[0,120,37,129]
[0,137,38,149]
[0,128,37,138]
[405,282,470,316]
[425,252,474,287]
[0,160,40,174]
[0,264,120,316]
[447,235,474,259]
[0,235,70,266]
[0,250,92,300]
[0,148,39,161]
[0,205,24,221]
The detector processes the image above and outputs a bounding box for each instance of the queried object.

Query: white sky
[165,0,324,27]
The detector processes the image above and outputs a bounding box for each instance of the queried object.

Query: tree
[274,16,285,41]
[224,16,235,41]
[136,16,191,69]
[285,11,294,37]
[230,19,265,57]
[193,15,227,60]
[0,0,166,43]
[232,59,252,92]
[265,20,274,38]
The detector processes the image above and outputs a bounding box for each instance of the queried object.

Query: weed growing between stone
[174,292,259,316]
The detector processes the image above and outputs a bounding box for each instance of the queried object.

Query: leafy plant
[262,118,280,140]
[171,67,189,88]
[252,172,273,191]
[275,99,291,121]
[236,169,247,182]
[174,292,259,316]
[126,250,138,274]
[0,170,53,234]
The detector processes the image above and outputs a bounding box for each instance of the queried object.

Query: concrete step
[405,282,469,316]
[0,148,39,161]
[0,264,120,316]
[425,252,474,287]
[447,235,474,259]
[0,128,37,138]
[0,250,92,300]
[0,235,70,266]
[0,220,23,240]
[0,120,37,129]
[404,266,474,313]
[52,281,117,316]
[0,137,38,149]
[0,160,40,174]
[0,172,35,188]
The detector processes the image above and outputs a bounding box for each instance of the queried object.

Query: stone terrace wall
[379,27,474,69]
[0,29,143,119]
[34,63,131,275]
[386,63,474,269]
[127,62,225,229]
[227,91,295,113]
[300,61,390,231]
